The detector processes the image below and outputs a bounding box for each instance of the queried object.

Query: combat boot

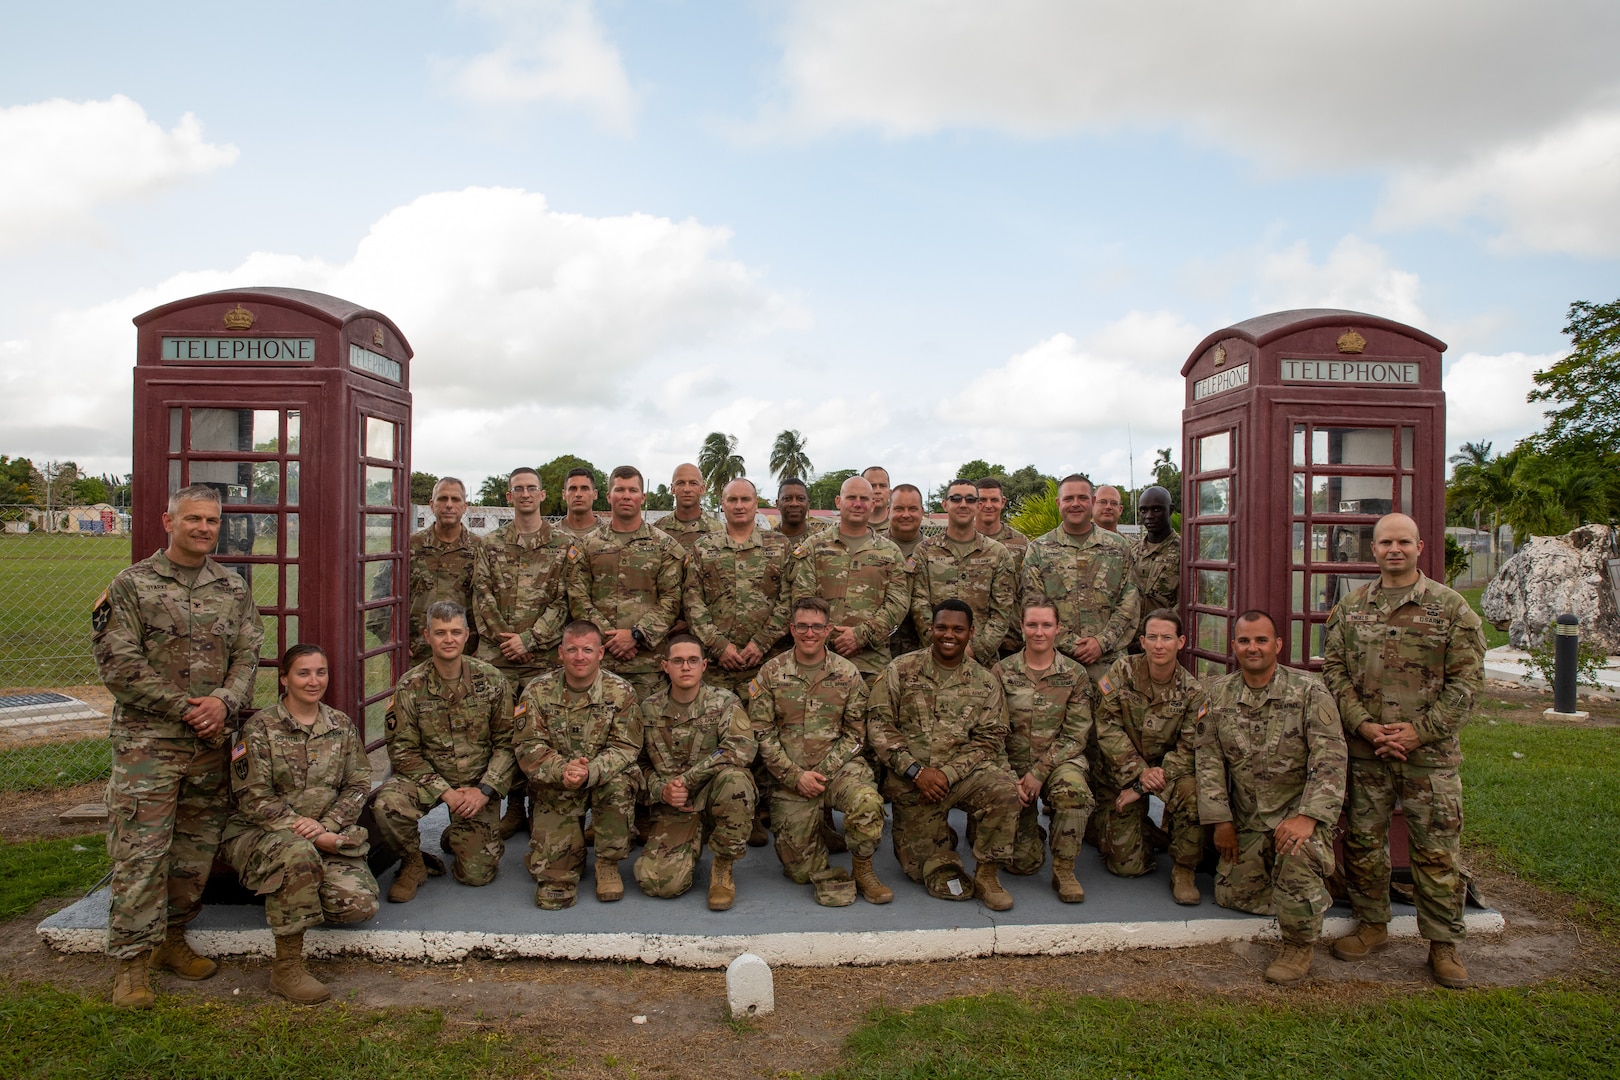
[595,858,624,902]
[1429,941,1469,988]
[388,849,430,903]
[268,931,330,1005]
[498,793,527,839]
[1051,861,1085,904]
[1330,921,1389,961]
[111,952,155,1009]
[151,924,217,980]
[1170,864,1201,906]
[1264,943,1315,985]
[748,818,770,847]
[852,855,894,905]
[973,861,1014,912]
[708,856,737,911]
[821,807,848,854]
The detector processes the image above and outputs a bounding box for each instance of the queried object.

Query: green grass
[827,987,1620,1079]
[0,533,131,687]
[0,983,545,1080]
[0,834,109,919]
[0,738,111,792]
[1459,586,1510,650]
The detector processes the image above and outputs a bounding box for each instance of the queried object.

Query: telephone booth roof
[1181,308,1446,377]
[134,286,413,360]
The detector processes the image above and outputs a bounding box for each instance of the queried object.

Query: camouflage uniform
[1093,654,1205,876]
[658,510,723,553]
[788,529,910,680]
[554,518,601,544]
[910,532,1017,664]
[749,651,883,882]
[93,550,262,960]
[472,519,572,686]
[981,523,1030,655]
[222,702,378,935]
[514,669,643,898]
[372,657,515,885]
[992,651,1095,875]
[407,523,482,665]
[1197,667,1346,945]
[566,522,686,699]
[1128,529,1181,637]
[633,684,756,898]
[683,526,793,698]
[1321,572,1485,943]
[869,652,1022,882]
[1021,526,1141,684]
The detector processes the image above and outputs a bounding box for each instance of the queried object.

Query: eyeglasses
[791,622,830,634]
[664,656,705,668]
[944,494,979,504]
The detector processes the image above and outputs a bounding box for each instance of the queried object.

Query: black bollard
[1553,612,1580,714]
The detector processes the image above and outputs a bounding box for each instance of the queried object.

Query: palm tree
[697,432,746,506]
[769,429,814,484]
[1008,478,1059,539]
[1447,442,1515,572]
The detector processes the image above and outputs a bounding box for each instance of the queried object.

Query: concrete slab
[1486,646,1620,695]
[0,692,103,729]
[37,807,1503,968]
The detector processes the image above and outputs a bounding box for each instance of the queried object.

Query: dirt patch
[0,781,106,843]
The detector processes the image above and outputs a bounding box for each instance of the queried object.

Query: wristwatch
[477,783,498,800]
[1130,777,1146,796]
[904,762,922,781]
[631,627,648,648]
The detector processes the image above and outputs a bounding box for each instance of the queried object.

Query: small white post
[726,952,774,1018]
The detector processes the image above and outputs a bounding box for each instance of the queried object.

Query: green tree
[1528,299,1620,454]
[1443,533,1471,587]
[645,483,674,511]
[0,455,36,505]
[1008,478,1059,539]
[410,471,439,504]
[1446,441,1516,565]
[697,432,746,507]
[475,474,509,506]
[1152,448,1182,513]
[769,429,814,484]
[70,476,109,505]
[535,455,608,514]
[808,468,857,510]
[933,461,1055,512]
[1502,447,1618,542]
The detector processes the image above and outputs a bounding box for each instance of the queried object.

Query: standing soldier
[92,483,262,1008]
[1093,485,1129,545]
[868,600,1023,910]
[1128,487,1180,642]
[567,465,686,701]
[885,484,928,658]
[555,467,602,543]
[975,476,1029,657]
[1322,513,1485,988]
[1095,609,1207,904]
[993,600,1095,903]
[633,637,756,910]
[1197,610,1346,985]
[910,478,1016,663]
[750,598,893,906]
[772,477,826,542]
[515,620,643,909]
[862,466,893,534]
[788,475,910,683]
[372,602,514,903]
[1021,473,1140,683]
[406,476,482,666]
[660,462,723,553]
[472,466,571,837]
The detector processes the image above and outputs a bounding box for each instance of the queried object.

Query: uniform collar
[151,549,231,587]
[271,699,341,737]
[497,518,553,547]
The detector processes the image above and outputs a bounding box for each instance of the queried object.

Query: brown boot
[388,849,429,903]
[1330,921,1389,961]
[852,855,894,904]
[1429,941,1469,988]
[973,861,1014,912]
[268,931,330,1005]
[111,952,155,1008]
[748,818,770,847]
[1051,861,1085,903]
[595,858,624,902]
[708,856,737,911]
[1170,864,1201,906]
[1264,943,1315,985]
[821,807,848,854]
[151,924,217,980]
[498,793,527,839]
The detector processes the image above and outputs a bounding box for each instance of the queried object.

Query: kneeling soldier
[372,602,514,902]
[633,636,757,909]
[515,620,643,909]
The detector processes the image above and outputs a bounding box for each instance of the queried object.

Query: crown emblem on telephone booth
[1337,329,1366,354]
[222,305,255,331]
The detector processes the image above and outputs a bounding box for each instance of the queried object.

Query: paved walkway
[1484,646,1620,695]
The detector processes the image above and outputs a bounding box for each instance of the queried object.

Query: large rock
[1481,524,1620,652]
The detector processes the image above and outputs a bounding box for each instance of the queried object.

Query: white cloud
[1252,236,1426,327]
[767,1,1620,166]
[441,0,636,131]
[1442,350,1557,454]
[0,95,237,253]
[1378,108,1620,257]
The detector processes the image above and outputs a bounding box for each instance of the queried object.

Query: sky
[3,1,1617,497]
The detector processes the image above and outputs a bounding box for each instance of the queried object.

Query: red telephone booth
[1179,309,1446,675]
[131,287,412,744]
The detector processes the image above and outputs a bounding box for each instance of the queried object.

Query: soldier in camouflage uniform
[1128,487,1180,641]
[514,620,644,909]
[684,479,793,698]
[406,477,482,665]
[911,479,1016,663]
[555,467,603,543]
[567,465,686,701]
[1095,609,1206,903]
[992,599,1094,902]
[788,475,910,682]
[222,644,377,1005]
[92,484,263,1008]
[373,602,515,901]
[772,477,828,542]
[884,485,927,658]
[1020,474,1141,684]
[1197,610,1346,985]
[633,637,756,909]
[660,462,724,553]
[862,466,892,534]
[975,477,1030,656]
[1322,514,1485,989]
[869,599,1023,910]
[750,598,893,906]
[1093,485,1130,548]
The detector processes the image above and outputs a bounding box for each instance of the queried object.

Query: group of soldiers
[90,459,1483,1008]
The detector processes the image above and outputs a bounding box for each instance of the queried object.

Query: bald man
[660,463,722,553]
[1321,513,1485,989]
[1093,486,1129,548]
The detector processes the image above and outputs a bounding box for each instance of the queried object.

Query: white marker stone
[726,952,774,1018]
